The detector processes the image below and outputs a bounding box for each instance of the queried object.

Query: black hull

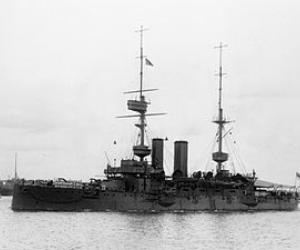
[0,189,13,196]
[12,184,299,212]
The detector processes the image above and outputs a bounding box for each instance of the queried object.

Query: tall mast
[117,27,164,161]
[126,26,151,161]
[212,42,229,173]
[139,25,145,99]
[137,25,147,146]
[217,42,226,155]
[14,152,18,180]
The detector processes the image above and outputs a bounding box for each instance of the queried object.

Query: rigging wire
[224,136,237,174]
[204,132,218,171]
[225,132,248,175]
[229,132,248,173]
[225,137,241,174]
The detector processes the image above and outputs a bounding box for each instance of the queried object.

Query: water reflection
[1,198,299,250]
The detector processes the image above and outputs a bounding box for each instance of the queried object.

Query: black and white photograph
[0,0,299,249]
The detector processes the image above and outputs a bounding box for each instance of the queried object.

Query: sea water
[0,197,299,250]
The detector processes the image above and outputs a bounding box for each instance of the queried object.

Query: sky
[0,0,300,185]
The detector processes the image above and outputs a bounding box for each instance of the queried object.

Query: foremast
[212,42,229,173]
[127,26,150,161]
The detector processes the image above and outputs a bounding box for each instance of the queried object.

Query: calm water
[0,197,299,250]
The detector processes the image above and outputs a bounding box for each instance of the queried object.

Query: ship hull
[0,188,13,196]
[12,184,298,212]
[0,181,14,196]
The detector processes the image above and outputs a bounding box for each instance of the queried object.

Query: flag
[296,172,300,178]
[145,58,154,66]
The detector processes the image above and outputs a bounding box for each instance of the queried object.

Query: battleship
[12,28,299,211]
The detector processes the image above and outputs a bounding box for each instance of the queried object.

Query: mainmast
[212,42,229,173]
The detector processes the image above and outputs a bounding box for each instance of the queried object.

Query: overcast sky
[0,0,300,184]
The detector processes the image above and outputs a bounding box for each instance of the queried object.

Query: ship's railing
[54,181,83,189]
[255,188,298,199]
[21,179,83,189]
